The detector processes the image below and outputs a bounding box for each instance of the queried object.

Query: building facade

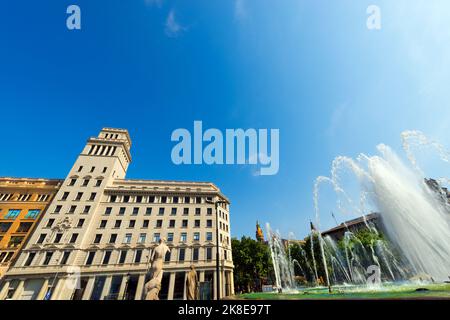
[0,178,62,279]
[0,128,234,300]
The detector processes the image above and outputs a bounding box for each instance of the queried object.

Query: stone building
[0,128,233,300]
[0,178,62,279]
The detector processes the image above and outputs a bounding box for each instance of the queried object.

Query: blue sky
[1,1,449,239]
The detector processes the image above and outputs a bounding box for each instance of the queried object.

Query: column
[213,271,217,300]
[0,281,10,300]
[134,274,146,300]
[50,278,65,300]
[81,277,95,300]
[100,276,113,300]
[36,279,50,300]
[167,272,175,300]
[117,275,127,300]
[230,271,235,295]
[11,280,25,300]
[183,272,188,300]
[199,271,205,282]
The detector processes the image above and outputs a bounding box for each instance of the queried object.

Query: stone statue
[186,265,199,300]
[144,238,171,300]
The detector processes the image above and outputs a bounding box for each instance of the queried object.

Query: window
[206,232,213,241]
[158,208,165,216]
[0,222,12,233]
[69,205,76,214]
[207,220,213,228]
[194,220,200,228]
[114,220,121,228]
[69,179,77,186]
[83,206,91,214]
[206,247,212,261]
[77,219,85,228]
[167,233,174,242]
[86,252,95,265]
[94,234,102,244]
[196,197,201,204]
[119,207,126,215]
[75,192,83,201]
[77,166,83,172]
[165,251,171,262]
[89,193,96,201]
[136,196,143,203]
[110,195,117,203]
[99,220,107,229]
[102,167,107,173]
[149,196,155,203]
[82,179,89,187]
[153,233,160,243]
[182,220,188,228]
[17,222,33,233]
[134,250,142,263]
[138,233,146,243]
[95,180,102,187]
[132,207,139,215]
[8,236,24,248]
[54,233,63,244]
[171,208,177,216]
[24,252,36,267]
[183,208,189,216]
[123,233,132,244]
[195,208,201,216]
[105,207,112,215]
[193,232,200,242]
[5,209,21,219]
[102,251,112,265]
[70,233,78,243]
[207,208,212,215]
[129,220,136,228]
[54,205,62,213]
[169,220,175,228]
[161,196,167,203]
[43,252,53,265]
[180,232,187,242]
[142,220,149,228]
[184,196,190,204]
[123,195,130,203]
[61,192,69,201]
[145,207,152,215]
[46,219,55,228]
[178,248,185,261]
[192,248,199,261]
[61,252,71,265]
[90,166,95,173]
[25,209,41,219]
[173,196,179,203]
[37,234,46,244]
[109,234,117,244]
[118,251,127,264]
[156,220,162,228]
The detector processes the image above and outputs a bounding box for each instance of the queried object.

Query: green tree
[231,236,273,293]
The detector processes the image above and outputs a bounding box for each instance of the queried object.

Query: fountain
[255,131,450,299]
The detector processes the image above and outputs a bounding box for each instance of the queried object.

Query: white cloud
[234,0,247,21]
[164,9,186,37]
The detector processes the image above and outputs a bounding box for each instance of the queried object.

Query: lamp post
[205,199,228,300]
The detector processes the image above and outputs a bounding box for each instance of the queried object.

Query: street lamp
[205,198,228,300]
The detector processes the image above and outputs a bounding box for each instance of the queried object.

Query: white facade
[0,128,234,300]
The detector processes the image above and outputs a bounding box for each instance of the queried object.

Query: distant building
[0,178,62,279]
[425,178,450,205]
[321,213,380,242]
